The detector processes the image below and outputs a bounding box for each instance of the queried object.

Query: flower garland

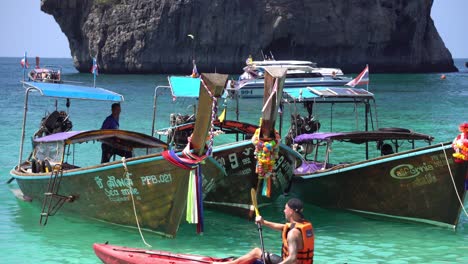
[452,123,468,163]
[251,125,281,197]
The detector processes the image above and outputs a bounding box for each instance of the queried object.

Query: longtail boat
[9,73,227,237]
[27,57,62,83]
[93,243,236,264]
[153,69,302,217]
[282,87,468,228]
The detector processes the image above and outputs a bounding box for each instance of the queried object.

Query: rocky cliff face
[41,0,457,74]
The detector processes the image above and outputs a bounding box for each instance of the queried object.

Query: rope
[183,139,208,163]
[121,157,152,247]
[162,150,193,170]
[161,146,207,233]
[440,143,468,217]
[200,78,218,156]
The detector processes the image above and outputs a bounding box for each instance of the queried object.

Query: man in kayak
[216,198,314,264]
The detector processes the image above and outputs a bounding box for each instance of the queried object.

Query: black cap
[287,198,304,218]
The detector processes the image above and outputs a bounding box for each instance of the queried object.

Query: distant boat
[27,57,62,83]
[465,61,468,68]
[228,59,352,98]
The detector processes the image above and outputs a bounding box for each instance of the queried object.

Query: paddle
[251,188,266,264]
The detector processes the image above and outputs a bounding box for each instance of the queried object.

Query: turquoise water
[0,57,467,263]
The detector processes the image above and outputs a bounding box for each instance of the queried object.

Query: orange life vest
[281,221,314,264]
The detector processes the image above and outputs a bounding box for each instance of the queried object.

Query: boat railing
[151,85,170,138]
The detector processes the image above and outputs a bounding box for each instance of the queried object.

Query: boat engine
[33,110,73,138]
[167,113,195,148]
[285,114,320,147]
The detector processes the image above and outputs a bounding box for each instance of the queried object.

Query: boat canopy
[34,129,168,149]
[31,68,59,74]
[168,76,202,98]
[23,82,124,102]
[294,131,434,145]
[168,76,227,99]
[283,86,374,103]
[249,60,317,67]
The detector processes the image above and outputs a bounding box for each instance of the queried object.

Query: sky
[0,0,466,58]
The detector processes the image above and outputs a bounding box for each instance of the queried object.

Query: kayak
[93,243,236,264]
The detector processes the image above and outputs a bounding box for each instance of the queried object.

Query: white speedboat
[229,60,352,98]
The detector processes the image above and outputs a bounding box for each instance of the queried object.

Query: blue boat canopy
[23,82,124,102]
[283,86,374,102]
[168,76,202,98]
[168,76,227,99]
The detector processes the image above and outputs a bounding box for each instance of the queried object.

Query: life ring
[378,127,412,133]
[452,123,468,162]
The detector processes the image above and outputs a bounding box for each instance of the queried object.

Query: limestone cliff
[41,0,457,74]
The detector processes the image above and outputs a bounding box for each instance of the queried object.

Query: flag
[91,57,98,76]
[20,52,29,68]
[91,57,99,87]
[346,65,369,87]
[218,108,226,122]
[191,61,199,78]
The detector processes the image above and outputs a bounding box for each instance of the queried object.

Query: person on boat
[216,198,314,264]
[380,143,394,156]
[101,103,132,163]
[246,54,253,65]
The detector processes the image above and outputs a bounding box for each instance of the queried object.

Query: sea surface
[0,57,467,263]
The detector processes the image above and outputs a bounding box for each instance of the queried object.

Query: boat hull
[291,143,468,227]
[11,154,223,237]
[202,141,301,216]
[93,243,235,264]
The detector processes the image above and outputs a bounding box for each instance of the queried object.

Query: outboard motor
[285,114,320,147]
[33,111,72,138]
[166,113,196,148]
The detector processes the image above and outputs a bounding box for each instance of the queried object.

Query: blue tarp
[23,82,124,102]
[283,86,374,101]
[168,76,227,99]
[168,76,201,98]
[282,87,319,100]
